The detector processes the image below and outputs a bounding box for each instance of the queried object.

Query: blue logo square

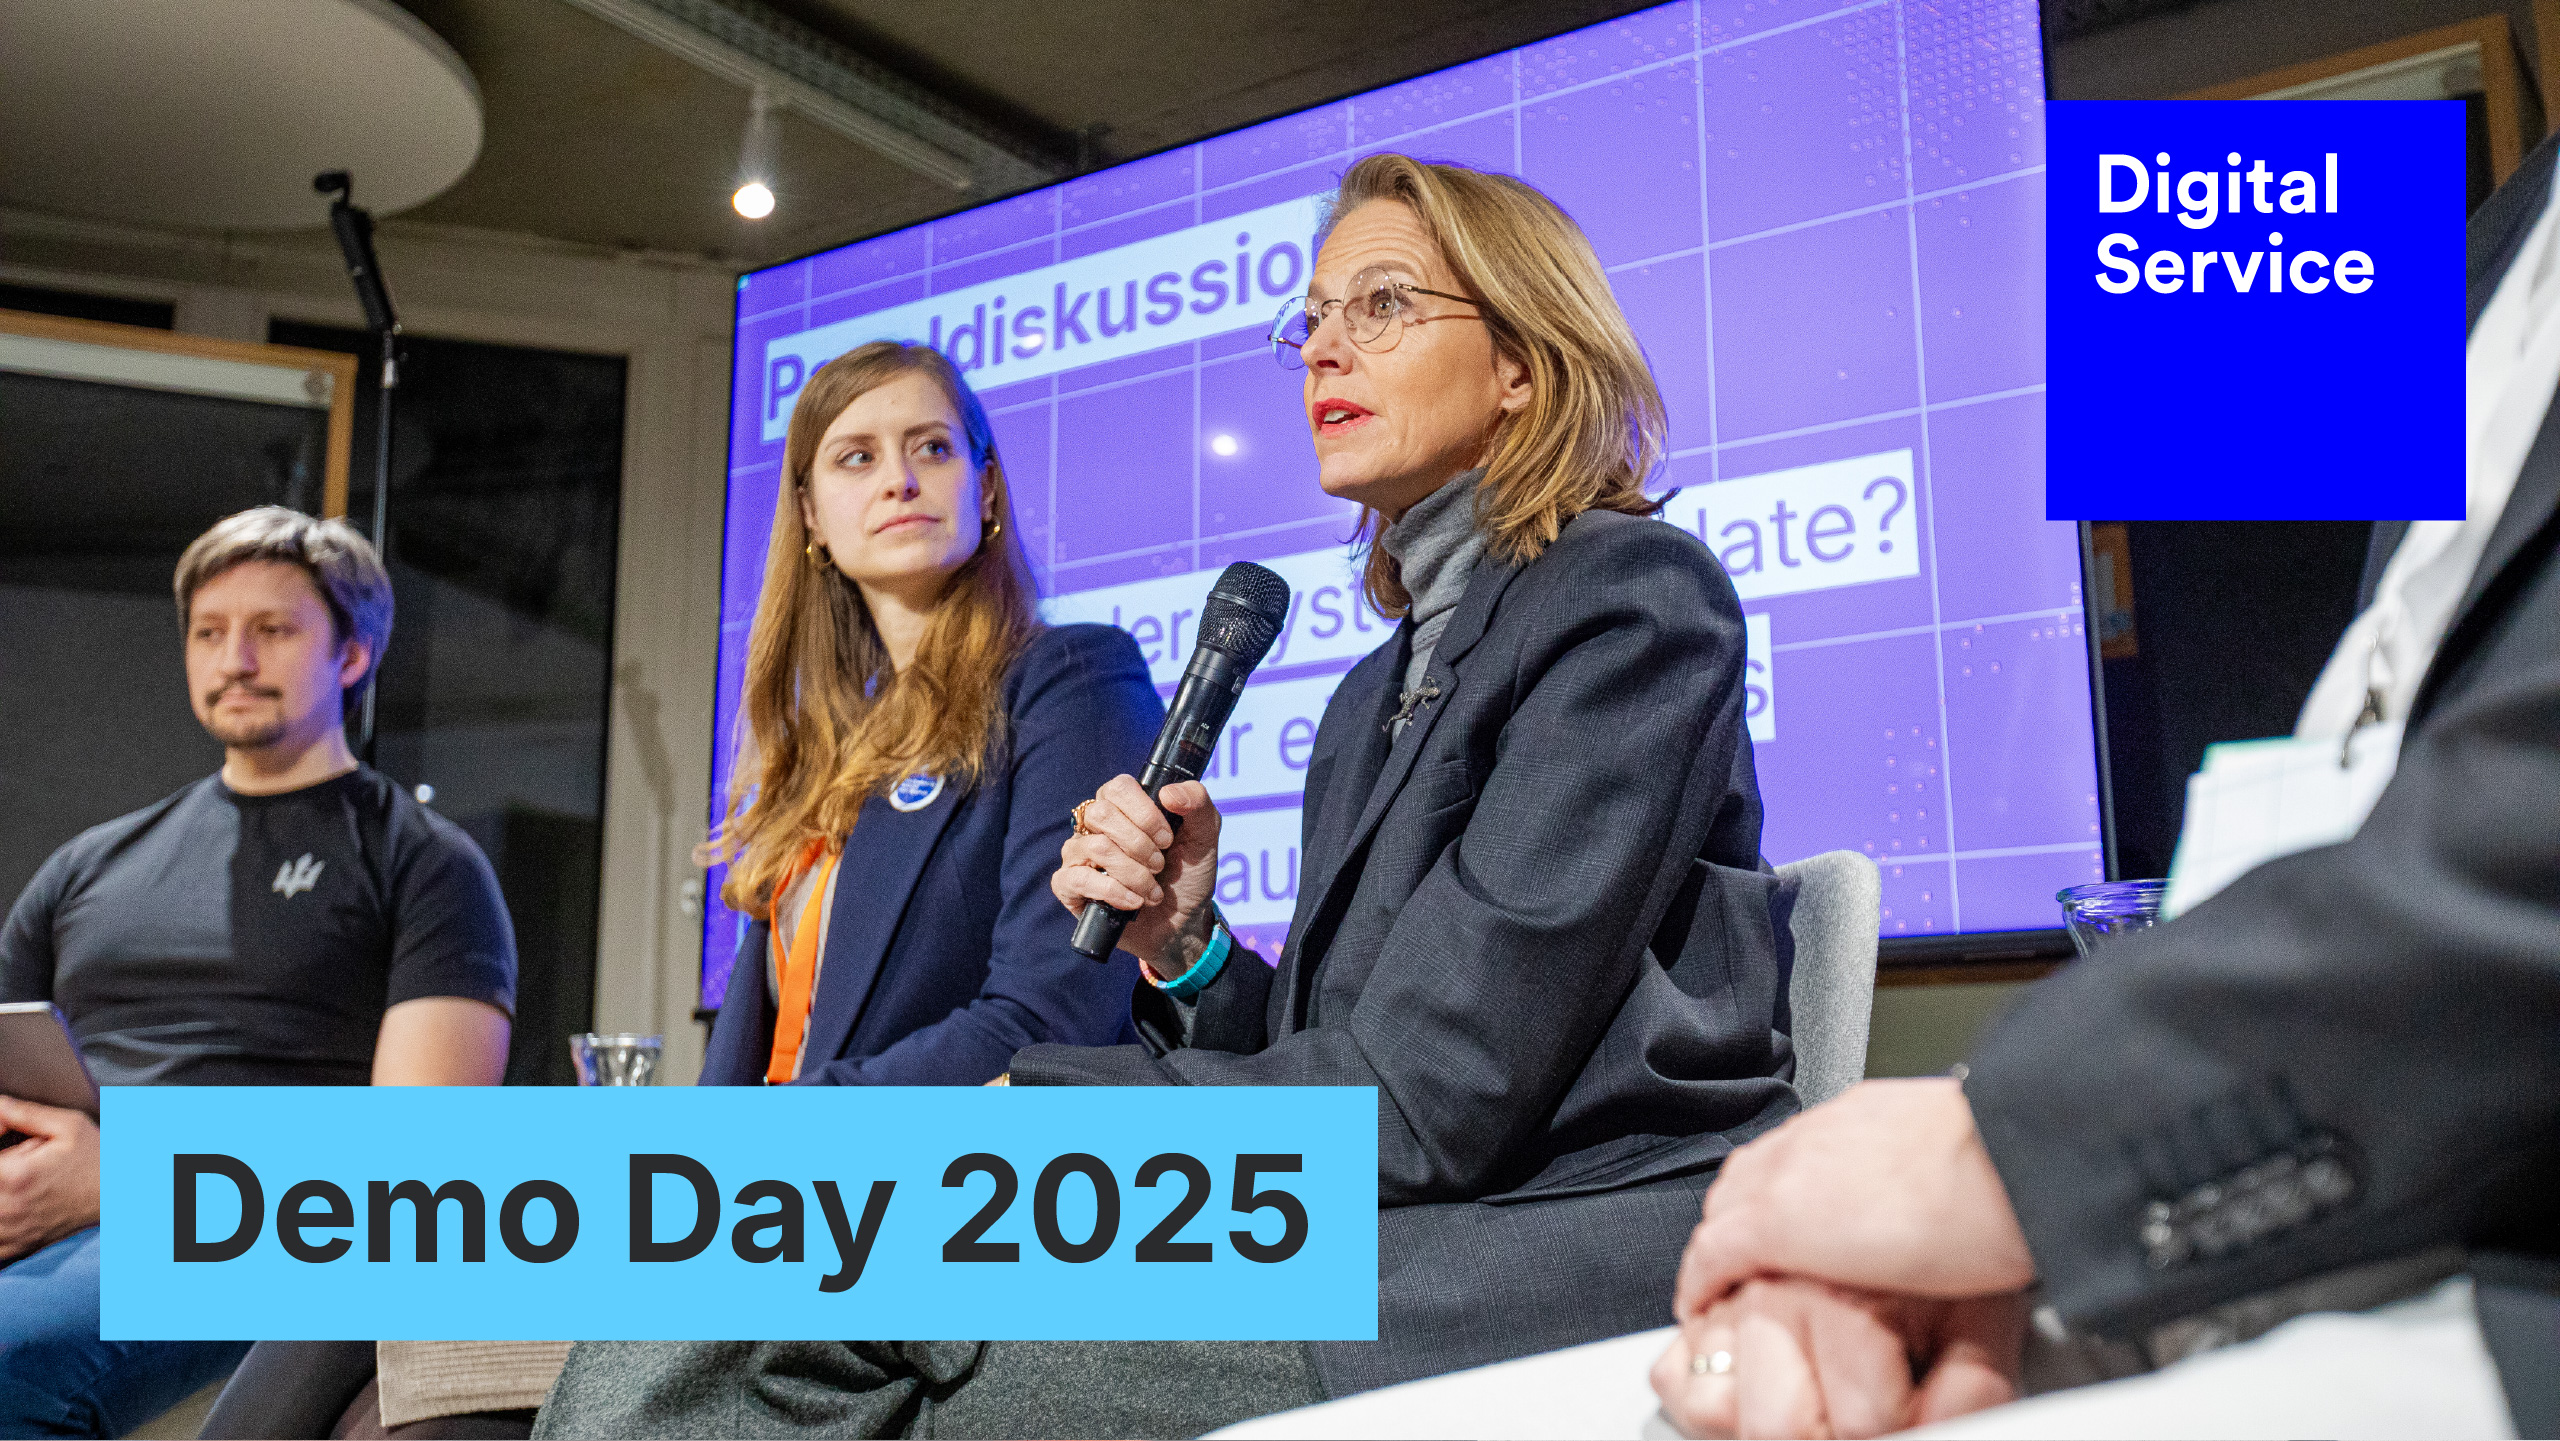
[2047,100,2465,520]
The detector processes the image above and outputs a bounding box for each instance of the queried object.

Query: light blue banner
[99,1086,1377,1341]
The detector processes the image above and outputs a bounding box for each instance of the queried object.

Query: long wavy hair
[1326,153,1669,616]
[709,341,1042,916]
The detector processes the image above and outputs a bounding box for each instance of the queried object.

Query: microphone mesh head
[1196,562,1292,667]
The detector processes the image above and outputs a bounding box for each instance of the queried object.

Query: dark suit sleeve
[1965,559,2560,1338]
[792,626,1159,1086]
[1016,525,1752,1206]
[1128,939,1277,1055]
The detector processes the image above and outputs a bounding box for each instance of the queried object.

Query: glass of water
[570,1033,663,1086]
[2055,879,2170,958]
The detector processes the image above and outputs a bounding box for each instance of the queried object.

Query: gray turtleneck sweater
[1378,467,1487,736]
[1156,467,1487,1023]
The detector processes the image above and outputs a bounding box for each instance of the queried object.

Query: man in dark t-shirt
[6,769,515,1088]
[0,508,516,1438]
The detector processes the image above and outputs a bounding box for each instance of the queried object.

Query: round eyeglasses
[1269,265,1486,371]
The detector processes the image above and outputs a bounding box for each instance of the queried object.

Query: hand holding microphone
[1053,562,1290,967]
[1051,775,1223,977]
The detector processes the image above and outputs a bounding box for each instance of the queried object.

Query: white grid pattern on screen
[725,0,2085,935]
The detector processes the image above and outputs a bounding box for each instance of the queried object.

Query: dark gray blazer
[1013,508,1799,1393]
[1966,130,2560,1407]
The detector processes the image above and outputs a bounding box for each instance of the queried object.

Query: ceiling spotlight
[1209,433,1240,457]
[732,87,779,220]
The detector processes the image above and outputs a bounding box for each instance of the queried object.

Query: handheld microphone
[1071,561,1292,961]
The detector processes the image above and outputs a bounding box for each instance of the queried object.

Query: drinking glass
[2055,879,2169,957]
[570,1032,662,1086]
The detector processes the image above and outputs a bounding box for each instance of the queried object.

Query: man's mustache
[207,684,284,706]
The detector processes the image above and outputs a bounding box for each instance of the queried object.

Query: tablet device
[0,1001,99,1120]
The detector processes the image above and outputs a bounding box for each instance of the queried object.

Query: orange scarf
[765,839,841,1084]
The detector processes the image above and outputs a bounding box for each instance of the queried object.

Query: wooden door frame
[0,307,359,516]
[2179,16,2532,184]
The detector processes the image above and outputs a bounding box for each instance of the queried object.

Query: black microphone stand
[314,170,401,763]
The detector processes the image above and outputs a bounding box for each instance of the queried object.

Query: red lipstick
[1312,398,1374,436]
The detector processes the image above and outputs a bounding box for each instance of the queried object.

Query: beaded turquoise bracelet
[1146,913,1233,1002]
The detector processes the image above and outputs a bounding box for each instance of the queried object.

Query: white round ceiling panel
[0,0,481,231]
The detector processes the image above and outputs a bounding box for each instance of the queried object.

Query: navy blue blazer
[700,624,1161,1087]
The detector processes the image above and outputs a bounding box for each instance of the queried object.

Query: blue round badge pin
[888,773,943,812]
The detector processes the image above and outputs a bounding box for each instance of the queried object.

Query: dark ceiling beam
[554,0,1065,193]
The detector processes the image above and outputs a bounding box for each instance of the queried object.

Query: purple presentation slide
[705,0,2092,1006]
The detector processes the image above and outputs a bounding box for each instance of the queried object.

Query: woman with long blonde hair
[545,155,1797,1438]
[698,339,1159,1088]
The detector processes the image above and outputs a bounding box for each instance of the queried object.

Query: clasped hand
[0,1094,100,1262]
[1049,774,1223,981]
[1651,1079,2038,1439]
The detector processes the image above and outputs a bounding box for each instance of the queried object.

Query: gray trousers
[530,1339,1322,1440]
[530,1169,1716,1437]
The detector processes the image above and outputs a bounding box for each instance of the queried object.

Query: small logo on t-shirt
[888,773,943,812]
[272,854,324,899]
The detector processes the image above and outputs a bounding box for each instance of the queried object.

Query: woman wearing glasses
[538,154,1795,1439]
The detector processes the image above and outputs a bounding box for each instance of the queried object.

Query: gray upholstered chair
[1775,850,1883,1106]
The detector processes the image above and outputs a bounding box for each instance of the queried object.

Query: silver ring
[1691,1349,1734,1377]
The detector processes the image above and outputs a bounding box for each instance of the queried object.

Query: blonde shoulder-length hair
[707,341,1042,916]
[1330,153,1669,615]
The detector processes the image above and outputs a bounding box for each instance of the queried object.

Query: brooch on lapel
[888,773,944,812]
[1385,680,1441,734]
